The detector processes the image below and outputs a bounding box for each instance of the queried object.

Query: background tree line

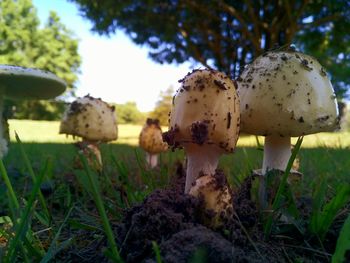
[0,0,172,124]
[0,0,81,120]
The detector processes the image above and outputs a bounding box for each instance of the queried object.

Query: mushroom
[0,65,66,158]
[237,50,339,205]
[59,95,118,170]
[163,68,240,193]
[189,171,233,228]
[139,118,168,168]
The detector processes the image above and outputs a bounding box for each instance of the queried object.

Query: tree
[150,86,174,126]
[0,0,81,120]
[70,0,349,98]
[114,101,145,124]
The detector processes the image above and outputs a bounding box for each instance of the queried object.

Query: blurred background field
[9,119,350,148]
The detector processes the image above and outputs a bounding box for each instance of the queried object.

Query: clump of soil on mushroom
[114,164,340,263]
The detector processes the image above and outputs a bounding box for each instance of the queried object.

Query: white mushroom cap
[0,65,66,99]
[139,118,168,154]
[59,95,118,142]
[166,68,240,152]
[237,51,339,137]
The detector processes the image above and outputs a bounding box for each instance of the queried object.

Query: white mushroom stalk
[262,135,291,174]
[0,65,66,158]
[59,95,118,170]
[164,69,240,193]
[185,144,222,192]
[145,153,159,168]
[237,50,339,207]
[139,118,168,168]
[0,88,8,158]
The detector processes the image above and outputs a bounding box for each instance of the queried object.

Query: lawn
[9,119,350,147]
[1,120,350,262]
[7,119,350,183]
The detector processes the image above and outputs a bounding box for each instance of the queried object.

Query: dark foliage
[70,0,349,98]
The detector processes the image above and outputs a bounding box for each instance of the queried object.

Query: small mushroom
[59,95,118,170]
[139,118,168,168]
[0,65,66,158]
[189,172,233,228]
[164,68,240,193]
[237,50,339,206]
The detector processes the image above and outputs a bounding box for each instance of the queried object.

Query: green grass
[1,119,350,262]
[9,119,350,148]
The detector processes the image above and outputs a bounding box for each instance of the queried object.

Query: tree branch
[244,0,262,44]
[300,13,341,29]
[218,0,262,53]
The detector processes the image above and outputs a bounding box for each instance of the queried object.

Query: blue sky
[32,0,194,112]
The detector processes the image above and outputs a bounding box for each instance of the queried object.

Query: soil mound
[116,165,280,263]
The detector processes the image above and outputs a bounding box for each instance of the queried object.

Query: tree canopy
[150,86,174,126]
[114,101,145,124]
[0,0,81,120]
[70,0,349,98]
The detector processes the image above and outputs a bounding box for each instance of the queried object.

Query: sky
[32,0,194,112]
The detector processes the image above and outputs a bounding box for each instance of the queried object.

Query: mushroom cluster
[237,50,339,206]
[0,65,66,158]
[139,118,168,168]
[59,95,118,170]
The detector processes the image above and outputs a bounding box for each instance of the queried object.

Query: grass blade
[152,241,163,263]
[318,185,350,240]
[264,136,303,237]
[15,132,50,224]
[0,160,20,209]
[79,153,123,262]
[332,213,350,263]
[5,161,46,262]
[40,206,74,263]
[309,179,327,234]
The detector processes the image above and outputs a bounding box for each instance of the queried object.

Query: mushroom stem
[258,135,291,210]
[79,140,102,170]
[184,145,221,194]
[0,92,8,158]
[262,135,291,174]
[145,152,158,168]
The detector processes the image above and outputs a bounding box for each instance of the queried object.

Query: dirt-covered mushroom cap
[59,95,118,142]
[167,68,240,152]
[237,51,339,136]
[139,118,168,154]
[0,65,66,99]
[189,172,233,228]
